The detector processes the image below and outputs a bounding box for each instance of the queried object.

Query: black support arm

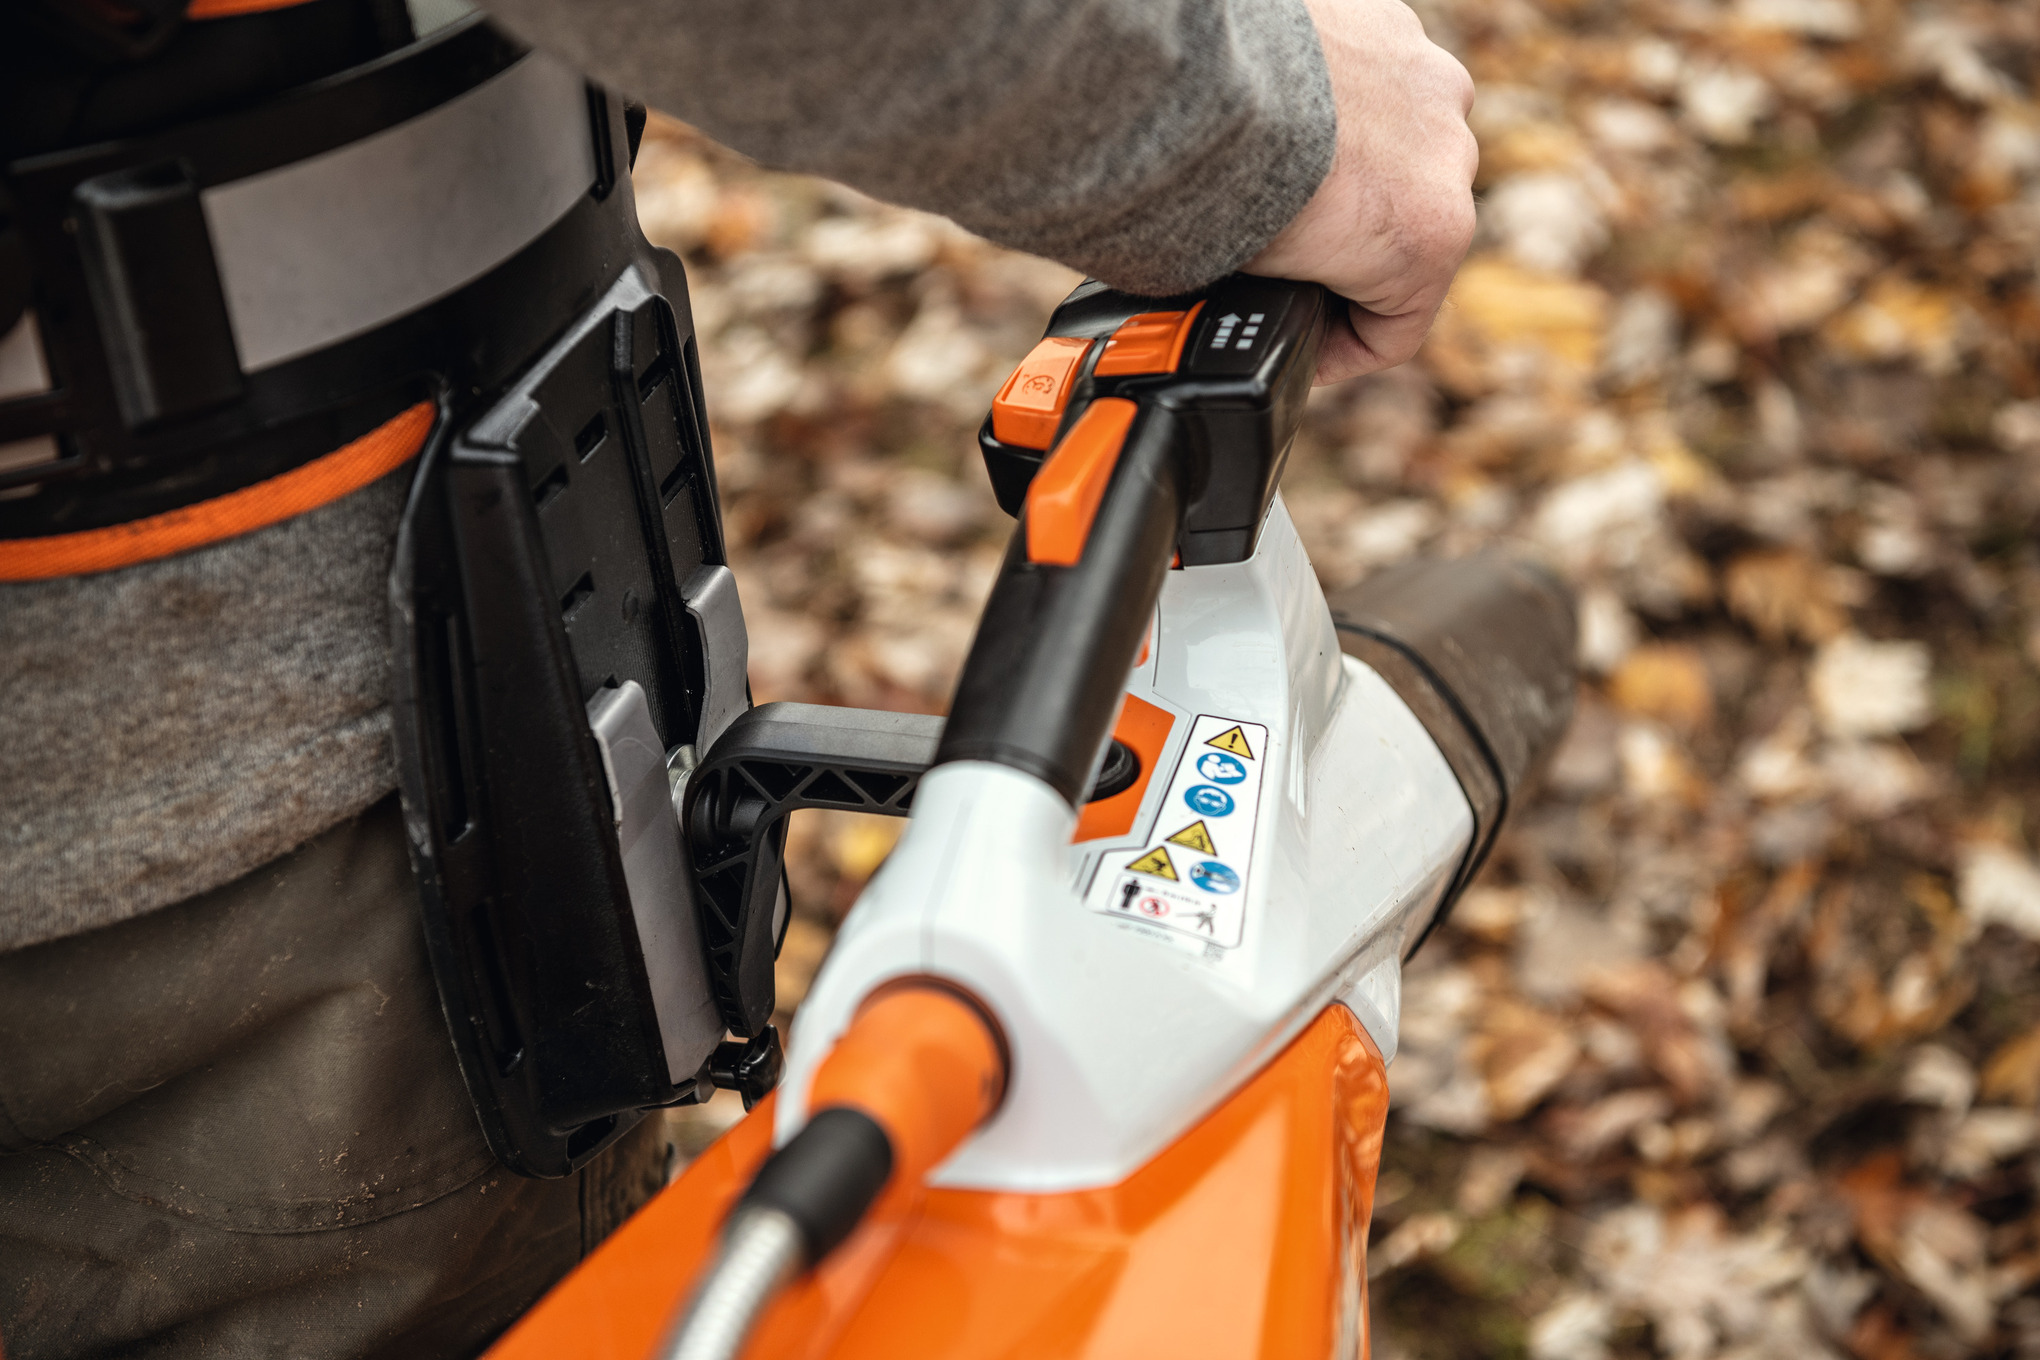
[683,703,942,1036]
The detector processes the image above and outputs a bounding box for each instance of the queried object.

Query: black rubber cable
[737,1106,895,1263]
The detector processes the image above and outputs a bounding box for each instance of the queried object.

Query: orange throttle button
[1093,301,1206,377]
[1024,397,1137,567]
[990,336,1092,449]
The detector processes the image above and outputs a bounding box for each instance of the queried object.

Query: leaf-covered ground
[637,2,2040,1354]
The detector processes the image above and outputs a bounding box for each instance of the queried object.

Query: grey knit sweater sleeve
[477,0,1336,296]
[0,0,1334,954]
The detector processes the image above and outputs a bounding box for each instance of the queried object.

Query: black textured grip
[937,404,1186,804]
[739,1106,895,1262]
[948,274,1327,804]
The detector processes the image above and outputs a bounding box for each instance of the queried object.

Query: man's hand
[1247,0,1477,385]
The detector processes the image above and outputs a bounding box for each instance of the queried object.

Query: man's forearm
[477,0,1336,296]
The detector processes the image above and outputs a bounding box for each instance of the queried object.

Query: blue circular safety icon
[1183,785,1235,817]
[1196,752,1248,784]
[1189,861,1240,894]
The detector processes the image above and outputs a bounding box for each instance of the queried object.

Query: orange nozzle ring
[806,980,1007,1194]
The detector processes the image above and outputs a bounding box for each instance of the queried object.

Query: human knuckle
[1442,190,1478,249]
[1450,63,1476,111]
[1439,46,1474,90]
[1377,331,1424,367]
[1419,38,1468,77]
[1410,189,1475,266]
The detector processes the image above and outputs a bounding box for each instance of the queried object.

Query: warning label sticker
[1206,725,1255,759]
[1085,714,1269,951]
[1125,845,1178,881]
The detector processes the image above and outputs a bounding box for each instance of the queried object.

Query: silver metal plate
[588,680,725,1083]
[684,564,751,751]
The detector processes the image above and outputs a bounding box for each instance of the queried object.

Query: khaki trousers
[0,795,670,1359]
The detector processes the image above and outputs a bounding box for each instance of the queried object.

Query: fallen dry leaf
[1723,549,1854,644]
[1808,634,1933,739]
[1981,1025,2040,1106]
[1474,998,1583,1121]
[1608,644,1715,730]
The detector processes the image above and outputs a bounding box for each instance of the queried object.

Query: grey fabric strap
[206,51,596,371]
[0,470,409,951]
[475,0,1337,297]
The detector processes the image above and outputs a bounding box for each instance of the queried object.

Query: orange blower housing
[488,1004,1390,1360]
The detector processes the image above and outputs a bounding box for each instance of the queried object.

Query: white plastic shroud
[776,496,1474,1193]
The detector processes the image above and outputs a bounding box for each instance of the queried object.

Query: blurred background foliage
[635,0,2040,1353]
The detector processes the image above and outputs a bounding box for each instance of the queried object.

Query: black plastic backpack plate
[389,265,738,1178]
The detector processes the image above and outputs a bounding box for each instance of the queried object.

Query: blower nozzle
[658,981,1006,1360]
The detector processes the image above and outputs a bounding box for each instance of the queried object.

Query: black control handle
[938,403,1187,803]
[683,276,1325,1040]
[944,274,1327,806]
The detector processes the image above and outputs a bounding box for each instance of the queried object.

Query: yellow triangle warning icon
[1126,845,1178,881]
[1165,820,1216,854]
[1206,725,1254,759]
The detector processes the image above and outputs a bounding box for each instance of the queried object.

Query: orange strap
[0,401,435,582]
[1024,397,1136,567]
[186,0,321,18]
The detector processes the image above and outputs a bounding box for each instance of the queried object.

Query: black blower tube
[1327,553,1579,954]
